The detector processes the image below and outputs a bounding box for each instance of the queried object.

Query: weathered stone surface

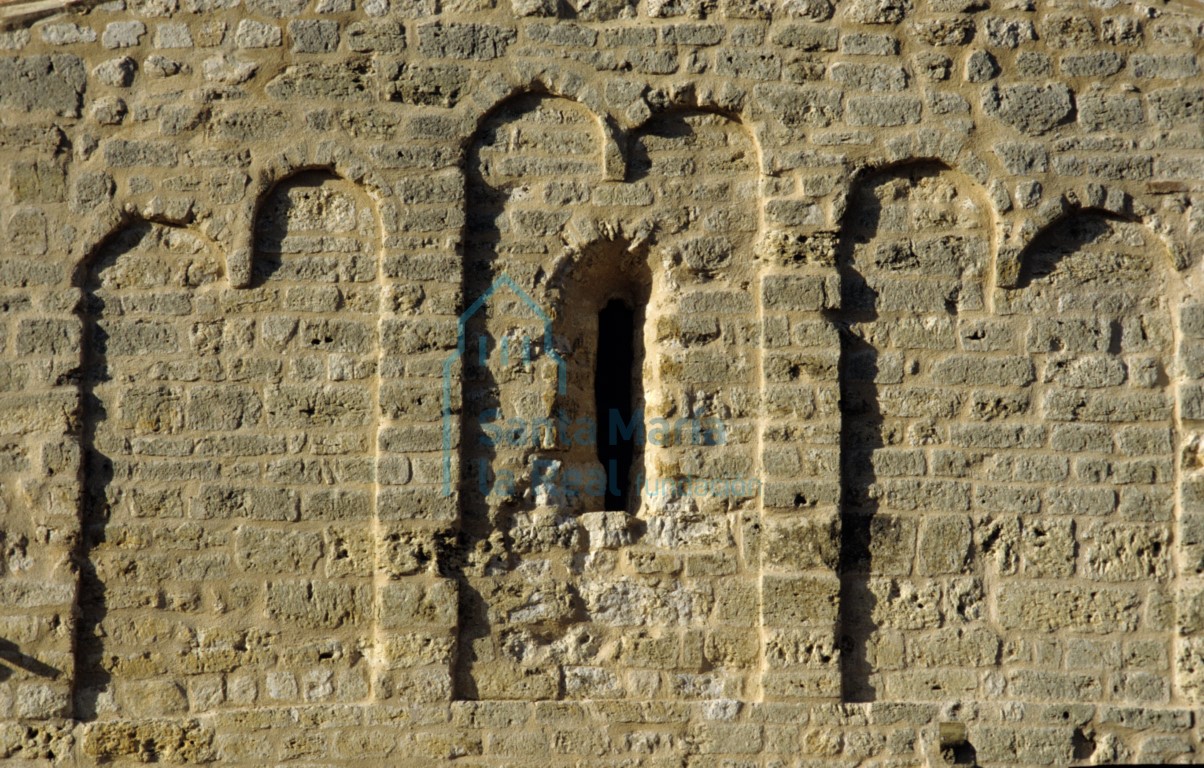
[0,55,85,115]
[387,62,470,106]
[755,83,843,126]
[346,20,405,52]
[234,19,281,48]
[997,584,1142,632]
[83,720,214,762]
[93,55,136,86]
[102,20,146,49]
[265,61,374,100]
[417,22,516,60]
[0,0,1200,762]
[983,82,1074,135]
[289,19,339,53]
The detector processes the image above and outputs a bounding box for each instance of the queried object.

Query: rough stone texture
[0,0,1202,765]
[836,164,993,703]
[457,99,761,703]
[0,54,85,115]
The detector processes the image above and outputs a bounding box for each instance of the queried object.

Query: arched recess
[245,170,385,704]
[456,92,609,701]
[997,210,1186,708]
[242,145,461,705]
[74,219,226,720]
[628,108,764,703]
[833,162,996,703]
[454,99,764,703]
[543,238,653,516]
[228,150,397,288]
[74,171,389,718]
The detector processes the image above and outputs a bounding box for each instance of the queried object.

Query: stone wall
[0,0,1203,764]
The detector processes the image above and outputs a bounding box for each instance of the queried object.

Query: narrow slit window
[595,298,635,512]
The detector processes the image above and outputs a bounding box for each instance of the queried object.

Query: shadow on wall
[1016,211,1155,291]
[834,162,992,703]
[71,219,225,720]
[627,113,693,183]
[834,179,885,704]
[453,92,662,700]
[250,170,329,288]
[454,92,617,701]
[0,638,61,683]
[72,223,138,720]
[453,102,508,699]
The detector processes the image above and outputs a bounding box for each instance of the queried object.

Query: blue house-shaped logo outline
[441,274,567,497]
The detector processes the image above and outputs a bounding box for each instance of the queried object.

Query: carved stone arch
[463,89,607,305]
[1001,208,1190,706]
[1070,183,1140,217]
[69,205,200,280]
[835,158,997,301]
[509,63,604,115]
[1071,185,1188,266]
[455,91,610,701]
[1000,195,1191,288]
[229,152,393,287]
[870,133,990,185]
[1009,206,1184,300]
[832,160,997,703]
[248,169,381,284]
[73,217,226,719]
[73,214,224,291]
[831,149,996,239]
[458,65,605,146]
[463,62,609,139]
[467,84,623,182]
[623,83,760,134]
[858,137,987,179]
[466,66,603,117]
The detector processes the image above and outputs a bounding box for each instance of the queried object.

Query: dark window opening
[596,298,635,512]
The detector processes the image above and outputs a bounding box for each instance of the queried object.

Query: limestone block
[983,83,1074,135]
[102,21,146,49]
[762,574,838,626]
